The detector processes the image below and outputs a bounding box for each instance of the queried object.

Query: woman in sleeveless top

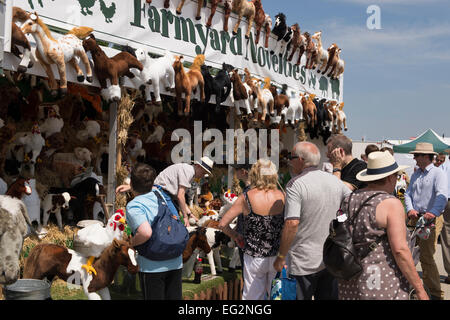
[219,159,285,300]
[338,151,428,300]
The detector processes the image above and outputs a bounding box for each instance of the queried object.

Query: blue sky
[262,0,450,142]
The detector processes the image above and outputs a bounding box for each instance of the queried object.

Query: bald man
[274,142,351,300]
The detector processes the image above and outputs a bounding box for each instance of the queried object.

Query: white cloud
[318,21,450,66]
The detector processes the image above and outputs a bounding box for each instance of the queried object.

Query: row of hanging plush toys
[13,8,143,101]
[144,1,344,79]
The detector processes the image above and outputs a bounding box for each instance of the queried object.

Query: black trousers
[293,268,338,300]
[139,269,182,300]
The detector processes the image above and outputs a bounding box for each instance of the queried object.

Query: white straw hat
[194,156,214,176]
[408,142,437,155]
[356,151,409,182]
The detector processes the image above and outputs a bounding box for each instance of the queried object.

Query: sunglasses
[287,153,300,160]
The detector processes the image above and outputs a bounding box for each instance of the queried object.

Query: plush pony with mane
[231,0,256,39]
[230,69,252,118]
[287,24,307,66]
[301,93,317,132]
[206,0,232,29]
[23,239,138,300]
[82,34,143,101]
[200,62,233,113]
[129,47,176,104]
[173,55,205,116]
[311,31,329,74]
[11,7,34,73]
[21,12,94,96]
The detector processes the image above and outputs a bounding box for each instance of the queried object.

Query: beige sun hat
[408,142,437,155]
[356,151,410,182]
[194,156,214,176]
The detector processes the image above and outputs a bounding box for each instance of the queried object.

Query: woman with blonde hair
[219,159,285,300]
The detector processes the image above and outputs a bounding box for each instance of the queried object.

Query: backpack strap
[153,188,168,206]
[348,191,388,257]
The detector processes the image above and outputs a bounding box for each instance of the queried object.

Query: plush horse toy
[82,34,143,101]
[331,48,345,79]
[206,0,232,29]
[173,55,205,116]
[321,43,340,77]
[21,12,94,97]
[130,48,176,104]
[176,0,204,20]
[287,24,307,65]
[11,7,34,73]
[270,13,289,55]
[252,0,266,46]
[301,93,317,132]
[200,62,233,113]
[311,31,329,74]
[231,0,256,39]
[230,69,252,118]
[304,32,318,70]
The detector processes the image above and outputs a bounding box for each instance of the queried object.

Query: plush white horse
[130,48,176,104]
[281,90,303,127]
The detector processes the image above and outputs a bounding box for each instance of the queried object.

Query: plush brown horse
[11,7,33,73]
[206,0,231,28]
[231,0,256,39]
[23,238,138,300]
[287,24,306,66]
[176,0,204,20]
[183,227,211,263]
[269,85,290,116]
[322,43,340,76]
[82,34,143,101]
[304,32,318,69]
[252,0,265,46]
[301,93,317,130]
[173,55,205,115]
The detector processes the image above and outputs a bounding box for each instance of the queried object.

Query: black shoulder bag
[323,192,386,281]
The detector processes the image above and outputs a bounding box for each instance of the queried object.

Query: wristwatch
[333,168,341,173]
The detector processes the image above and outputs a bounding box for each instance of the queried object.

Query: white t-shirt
[153,163,195,196]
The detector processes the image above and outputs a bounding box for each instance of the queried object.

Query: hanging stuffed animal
[21,12,94,96]
[11,7,34,73]
[82,34,143,101]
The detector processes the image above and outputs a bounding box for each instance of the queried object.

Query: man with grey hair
[274,142,351,300]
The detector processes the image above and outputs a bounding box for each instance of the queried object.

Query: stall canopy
[393,129,450,154]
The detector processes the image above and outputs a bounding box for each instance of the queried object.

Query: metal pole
[107,101,118,211]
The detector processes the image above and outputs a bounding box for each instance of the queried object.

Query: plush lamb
[53,147,92,168]
[13,124,46,163]
[76,120,101,141]
[145,124,165,143]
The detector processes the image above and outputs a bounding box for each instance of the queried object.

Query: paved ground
[416,243,449,300]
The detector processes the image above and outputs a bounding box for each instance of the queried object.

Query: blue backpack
[135,189,189,261]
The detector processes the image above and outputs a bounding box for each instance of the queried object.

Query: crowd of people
[117,134,450,301]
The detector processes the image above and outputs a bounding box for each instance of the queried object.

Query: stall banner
[9,0,343,101]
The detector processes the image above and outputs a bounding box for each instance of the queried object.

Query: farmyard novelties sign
[9,0,343,101]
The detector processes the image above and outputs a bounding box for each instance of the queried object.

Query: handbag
[270,266,297,300]
[323,192,385,281]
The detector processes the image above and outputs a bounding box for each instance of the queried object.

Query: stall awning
[393,129,450,154]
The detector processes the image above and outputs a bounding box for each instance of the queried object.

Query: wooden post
[227,110,235,191]
[107,102,118,211]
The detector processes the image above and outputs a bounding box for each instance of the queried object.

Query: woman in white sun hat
[337,151,429,300]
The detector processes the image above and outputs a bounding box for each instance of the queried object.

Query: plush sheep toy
[76,119,101,142]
